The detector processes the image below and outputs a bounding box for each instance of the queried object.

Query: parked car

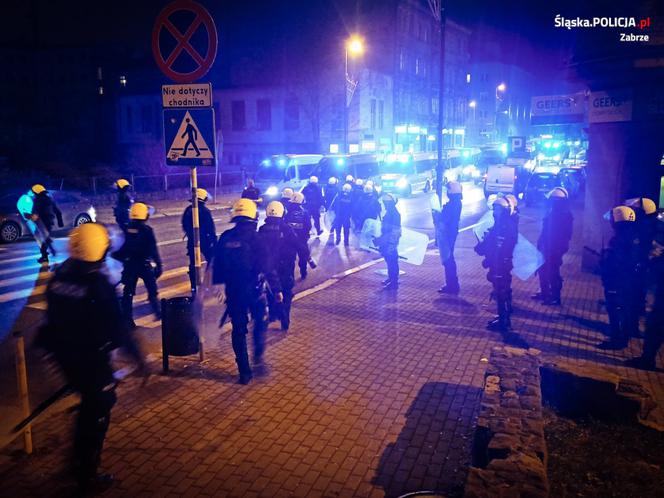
[523,172,562,206]
[558,167,586,198]
[0,190,96,243]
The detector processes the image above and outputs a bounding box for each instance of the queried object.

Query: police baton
[11,384,73,434]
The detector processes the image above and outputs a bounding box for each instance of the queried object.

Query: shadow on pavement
[373,382,481,498]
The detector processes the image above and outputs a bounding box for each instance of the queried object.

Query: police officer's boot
[38,243,49,264]
[121,294,137,329]
[149,295,162,320]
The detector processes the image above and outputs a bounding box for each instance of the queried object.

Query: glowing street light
[346,36,365,57]
[344,34,365,154]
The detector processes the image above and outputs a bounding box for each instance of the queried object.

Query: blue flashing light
[462,150,470,158]
[277,158,287,167]
[499,143,508,154]
[398,154,410,164]
[543,142,552,149]
[553,142,561,149]
[261,159,271,167]
[574,140,581,146]
[336,158,345,167]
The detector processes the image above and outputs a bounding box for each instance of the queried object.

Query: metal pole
[343,49,348,154]
[190,167,205,361]
[15,333,33,454]
[435,8,446,200]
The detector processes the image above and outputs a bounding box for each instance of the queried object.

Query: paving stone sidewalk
[2,204,663,497]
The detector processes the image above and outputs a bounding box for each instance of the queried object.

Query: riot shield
[472,210,495,242]
[397,228,429,266]
[512,234,544,281]
[359,218,381,251]
[323,210,336,232]
[104,225,126,285]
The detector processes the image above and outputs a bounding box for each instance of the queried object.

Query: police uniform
[536,190,573,305]
[475,200,518,331]
[31,188,63,262]
[114,188,133,232]
[353,189,381,233]
[112,211,162,327]
[241,184,262,202]
[258,209,305,331]
[433,192,462,294]
[284,199,312,279]
[212,201,267,384]
[323,182,339,210]
[37,224,144,489]
[302,181,324,235]
[375,196,402,289]
[181,198,217,292]
[330,188,353,245]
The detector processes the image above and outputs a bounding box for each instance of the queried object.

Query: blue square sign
[163,108,217,166]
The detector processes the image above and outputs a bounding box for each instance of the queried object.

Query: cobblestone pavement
[2,205,664,497]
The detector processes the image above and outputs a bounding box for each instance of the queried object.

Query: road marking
[0,270,53,289]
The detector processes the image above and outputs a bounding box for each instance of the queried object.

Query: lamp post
[344,35,364,154]
[468,100,477,145]
[495,83,506,142]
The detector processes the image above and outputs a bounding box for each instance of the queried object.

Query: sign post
[153,0,218,362]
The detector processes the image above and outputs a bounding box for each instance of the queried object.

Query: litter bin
[161,297,200,372]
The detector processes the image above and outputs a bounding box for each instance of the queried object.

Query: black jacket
[31,192,63,230]
[601,224,641,293]
[39,259,141,364]
[323,184,339,210]
[241,186,262,201]
[258,218,303,292]
[475,216,518,280]
[284,205,311,240]
[112,220,162,269]
[353,192,381,227]
[537,203,573,257]
[212,220,263,300]
[114,190,133,227]
[182,201,217,258]
[433,195,462,253]
[302,183,324,209]
[331,192,353,221]
[376,206,402,255]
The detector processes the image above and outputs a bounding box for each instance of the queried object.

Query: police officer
[534,187,574,305]
[181,188,217,293]
[285,191,314,279]
[354,182,381,232]
[112,203,162,328]
[241,178,262,204]
[30,184,63,263]
[324,177,339,210]
[113,179,133,232]
[302,176,324,236]
[375,193,402,290]
[504,193,520,312]
[212,199,267,384]
[280,187,294,214]
[258,201,307,331]
[626,212,664,370]
[37,223,145,491]
[475,197,518,331]
[330,183,353,246]
[433,181,463,294]
[597,206,641,350]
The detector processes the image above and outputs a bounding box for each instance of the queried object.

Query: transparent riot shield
[513,234,544,281]
[359,218,381,251]
[104,225,126,286]
[323,210,336,232]
[472,210,495,242]
[397,228,429,266]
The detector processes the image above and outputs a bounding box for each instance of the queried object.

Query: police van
[312,154,381,184]
[372,152,435,196]
[254,154,324,202]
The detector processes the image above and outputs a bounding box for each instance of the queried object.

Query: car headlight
[266,186,278,196]
[396,178,408,189]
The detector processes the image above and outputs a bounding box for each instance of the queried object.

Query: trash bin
[161,297,200,372]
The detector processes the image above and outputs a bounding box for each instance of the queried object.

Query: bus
[254,154,324,201]
[371,152,436,196]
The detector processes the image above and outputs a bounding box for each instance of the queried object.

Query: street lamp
[344,35,364,154]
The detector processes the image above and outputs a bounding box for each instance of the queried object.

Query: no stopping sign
[151,0,218,83]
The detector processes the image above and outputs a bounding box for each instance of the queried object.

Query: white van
[483,164,516,198]
[254,154,324,201]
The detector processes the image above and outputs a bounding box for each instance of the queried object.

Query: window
[370,99,377,130]
[284,97,299,130]
[466,73,471,84]
[231,100,246,131]
[432,97,439,115]
[399,49,405,71]
[256,99,271,130]
[378,100,384,130]
[415,57,420,75]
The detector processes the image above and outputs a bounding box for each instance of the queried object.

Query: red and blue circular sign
[151,0,218,83]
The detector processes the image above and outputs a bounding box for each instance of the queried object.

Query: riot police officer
[258,201,306,331]
[112,202,162,328]
[30,184,63,263]
[375,193,402,290]
[353,182,381,233]
[302,176,324,236]
[475,197,518,331]
[626,212,664,369]
[181,188,217,293]
[285,191,314,279]
[598,206,641,350]
[241,178,262,204]
[38,223,145,491]
[432,181,463,294]
[213,198,267,384]
[324,177,339,210]
[280,187,294,214]
[534,187,574,305]
[113,178,133,232]
[330,183,353,246]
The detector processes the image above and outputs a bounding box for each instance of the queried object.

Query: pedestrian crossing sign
[163,108,217,166]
